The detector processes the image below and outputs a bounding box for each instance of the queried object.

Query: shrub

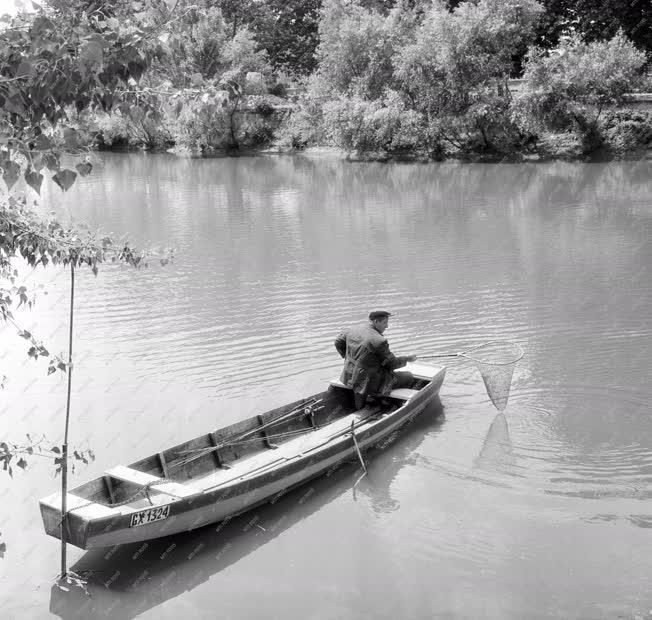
[173,96,236,151]
[323,91,423,153]
[273,94,327,149]
[93,112,132,148]
[601,109,652,153]
[534,131,583,159]
[171,86,278,151]
[394,0,543,153]
[512,31,647,153]
[268,81,289,98]
[315,0,408,99]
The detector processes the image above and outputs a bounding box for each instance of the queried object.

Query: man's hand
[405,354,418,363]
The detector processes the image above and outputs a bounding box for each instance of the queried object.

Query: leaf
[15,61,32,78]
[17,458,27,470]
[47,365,56,375]
[190,73,203,87]
[57,361,67,373]
[27,346,38,359]
[18,330,32,339]
[25,170,43,195]
[34,134,51,151]
[52,169,77,192]
[75,162,92,177]
[63,128,81,150]
[42,152,60,171]
[4,94,25,117]
[80,37,104,68]
[31,152,43,171]
[2,161,21,190]
[51,446,60,454]
[128,106,145,123]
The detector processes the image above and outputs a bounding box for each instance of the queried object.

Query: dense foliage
[2,0,642,160]
[513,32,648,153]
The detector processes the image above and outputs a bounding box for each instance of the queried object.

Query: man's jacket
[334,323,409,396]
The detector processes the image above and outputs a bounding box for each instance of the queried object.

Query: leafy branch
[0,435,95,478]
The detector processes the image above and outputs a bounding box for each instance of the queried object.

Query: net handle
[419,340,524,365]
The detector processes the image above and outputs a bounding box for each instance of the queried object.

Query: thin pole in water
[351,420,367,489]
[60,262,75,578]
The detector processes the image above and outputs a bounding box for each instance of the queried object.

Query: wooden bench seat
[329,378,419,401]
[106,465,197,499]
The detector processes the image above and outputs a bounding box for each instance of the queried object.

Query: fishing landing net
[423,341,524,411]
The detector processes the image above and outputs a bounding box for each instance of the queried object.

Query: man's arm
[376,340,417,370]
[334,331,347,358]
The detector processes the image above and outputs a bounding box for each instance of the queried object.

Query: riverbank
[85,90,652,165]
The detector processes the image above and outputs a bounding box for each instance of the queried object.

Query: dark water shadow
[50,401,444,620]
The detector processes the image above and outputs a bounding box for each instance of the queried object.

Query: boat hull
[40,367,445,549]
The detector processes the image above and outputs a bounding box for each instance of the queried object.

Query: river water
[1,153,651,619]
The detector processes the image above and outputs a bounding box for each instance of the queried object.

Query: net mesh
[460,341,524,411]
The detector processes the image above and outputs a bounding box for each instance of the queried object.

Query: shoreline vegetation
[58,0,651,164]
[2,1,650,165]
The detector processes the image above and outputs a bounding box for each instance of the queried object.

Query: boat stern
[39,492,98,550]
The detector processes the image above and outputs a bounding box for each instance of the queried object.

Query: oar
[350,420,367,489]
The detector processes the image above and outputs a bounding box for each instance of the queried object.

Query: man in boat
[334,310,418,409]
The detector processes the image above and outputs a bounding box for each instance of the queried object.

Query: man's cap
[369,310,392,321]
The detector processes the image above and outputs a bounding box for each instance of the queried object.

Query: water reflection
[0,154,649,618]
[472,413,516,475]
[50,401,444,620]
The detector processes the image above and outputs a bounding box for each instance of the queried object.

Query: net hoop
[458,341,524,366]
[419,340,525,411]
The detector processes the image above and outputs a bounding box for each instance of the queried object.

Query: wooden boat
[40,363,446,550]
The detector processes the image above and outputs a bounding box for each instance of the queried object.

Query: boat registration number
[130,505,170,528]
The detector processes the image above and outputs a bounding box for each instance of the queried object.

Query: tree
[394,0,543,153]
[0,4,172,576]
[533,0,651,56]
[512,30,647,152]
[323,89,422,153]
[315,0,414,100]
[0,7,165,192]
[247,0,321,75]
